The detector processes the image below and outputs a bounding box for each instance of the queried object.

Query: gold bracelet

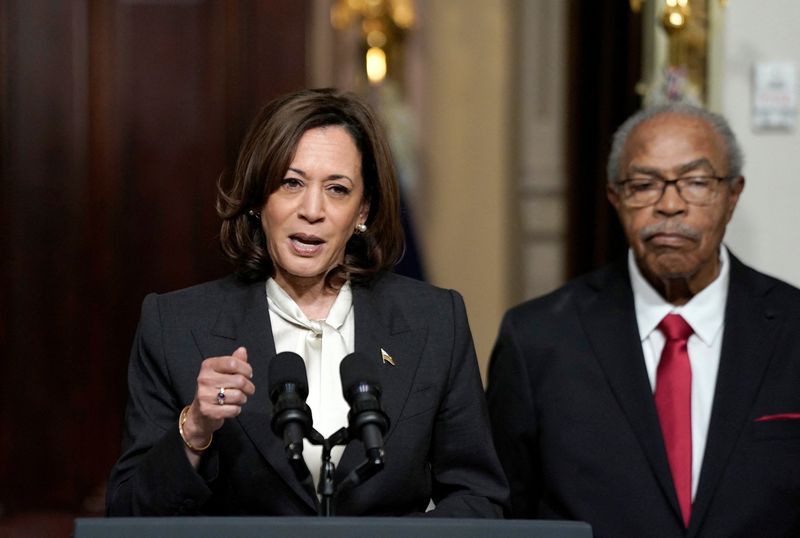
[178,405,213,453]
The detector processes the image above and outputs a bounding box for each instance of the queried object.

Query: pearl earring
[355,223,367,234]
[248,209,260,218]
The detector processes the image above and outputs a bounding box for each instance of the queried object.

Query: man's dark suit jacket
[107,271,508,517]
[487,253,800,537]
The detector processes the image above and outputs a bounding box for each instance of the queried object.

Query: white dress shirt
[629,246,730,499]
[266,278,355,493]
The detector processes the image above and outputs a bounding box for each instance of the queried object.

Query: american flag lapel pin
[381,348,396,366]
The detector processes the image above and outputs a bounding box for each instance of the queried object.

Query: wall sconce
[662,0,690,33]
[635,0,727,106]
[330,0,415,85]
[630,0,726,14]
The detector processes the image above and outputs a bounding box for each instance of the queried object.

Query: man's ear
[607,182,622,211]
[724,175,745,223]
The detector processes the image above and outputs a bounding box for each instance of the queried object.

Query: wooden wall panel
[0,0,308,521]
[1,0,92,514]
[565,0,641,276]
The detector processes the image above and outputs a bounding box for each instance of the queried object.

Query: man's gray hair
[606,103,745,184]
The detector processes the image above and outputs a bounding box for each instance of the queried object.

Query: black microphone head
[340,352,381,401]
[341,352,389,445]
[268,351,309,403]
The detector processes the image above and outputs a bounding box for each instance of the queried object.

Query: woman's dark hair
[217,88,404,285]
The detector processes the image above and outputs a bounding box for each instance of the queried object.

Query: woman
[106,88,508,517]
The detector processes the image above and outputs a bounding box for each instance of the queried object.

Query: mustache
[639,221,701,242]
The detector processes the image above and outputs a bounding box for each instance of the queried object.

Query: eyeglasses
[615,175,736,208]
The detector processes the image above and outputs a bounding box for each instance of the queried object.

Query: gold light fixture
[662,0,691,34]
[636,0,726,105]
[630,0,727,15]
[366,47,387,83]
[330,0,415,85]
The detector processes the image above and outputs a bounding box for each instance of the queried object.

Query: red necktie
[655,313,693,528]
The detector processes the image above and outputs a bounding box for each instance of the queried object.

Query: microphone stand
[336,444,384,493]
[302,427,385,516]
[282,425,345,515]
[310,427,348,516]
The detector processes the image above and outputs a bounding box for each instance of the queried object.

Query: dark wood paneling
[1,0,92,513]
[565,0,641,277]
[0,0,308,519]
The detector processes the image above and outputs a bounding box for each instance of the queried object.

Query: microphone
[269,352,313,462]
[340,353,390,464]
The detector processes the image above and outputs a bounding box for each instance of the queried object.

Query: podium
[74,516,592,538]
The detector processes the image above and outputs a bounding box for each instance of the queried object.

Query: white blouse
[266,278,355,493]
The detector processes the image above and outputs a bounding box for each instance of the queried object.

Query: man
[487,104,800,537]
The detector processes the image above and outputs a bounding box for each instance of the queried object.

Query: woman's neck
[272,272,343,320]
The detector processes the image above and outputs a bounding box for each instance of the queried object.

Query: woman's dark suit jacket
[106,271,508,517]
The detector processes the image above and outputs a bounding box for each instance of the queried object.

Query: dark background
[0,1,637,535]
[0,1,309,533]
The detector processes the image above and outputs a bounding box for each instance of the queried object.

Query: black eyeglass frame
[614,175,739,207]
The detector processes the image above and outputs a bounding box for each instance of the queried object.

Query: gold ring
[216,387,226,406]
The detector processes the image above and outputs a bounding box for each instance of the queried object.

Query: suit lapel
[191,276,428,506]
[578,263,680,519]
[192,279,318,510]
[688,256,780,536]
[335,278,428,480]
